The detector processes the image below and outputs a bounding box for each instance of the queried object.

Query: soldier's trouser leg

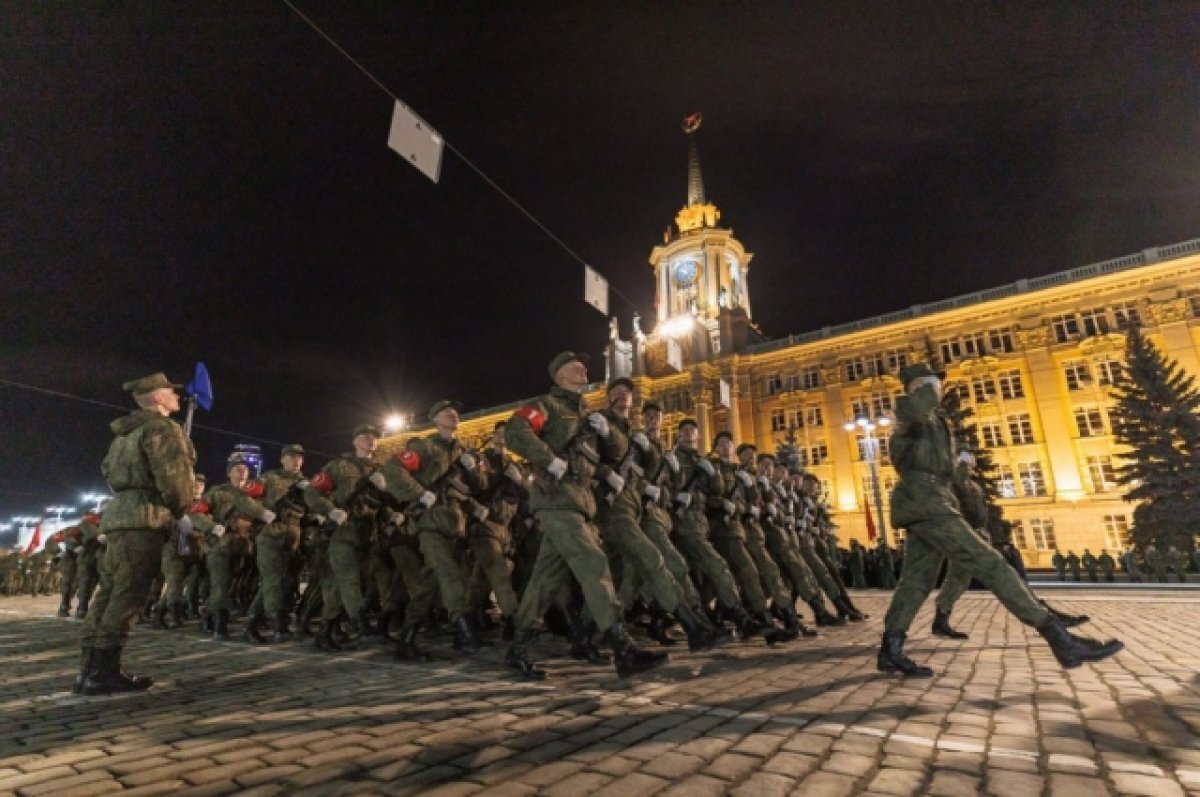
[763,524,820,602]
[77,561,99,607]
[712,534,768,612]
[328,540,365,619]
[388,542,424,612]
[469,532,519,617]
[672,527,742,610]
[59,564,78,606]
[744,520,795,607]
[206,550,232,612]
[642,509,702,608]
[418,532,468,622]
[814,536,848,591]
[161,550,187,605]
[514,510,620,633]
[798,534,842,600]
[935,558,971,613]
[884,516,1049,634]
[256,533,288,618]
[81,529,162,650]
[315,544,343,621]
[599,508,683,613]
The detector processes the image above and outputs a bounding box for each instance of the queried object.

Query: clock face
[673,260,698,287]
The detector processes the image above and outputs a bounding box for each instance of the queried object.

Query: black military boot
[501,615,515,642]
[200,610,215,634]
[454,614,493,653]
[315,620,343,652]
[676,603,734,652]
[169,602,186,630]
[152,603,169,629]
[780,605,818,638]
[377,611,395,642]
[74,599,89,620]
[113,647,153,690]
[877,631,934,677]
[272,612,294,643]
[647,607,680,647]
[566,611,610,664]
[506,630,547,680]
[833,594,866,622]
[80,647,151,695]
[357,610,381,641]
[1040,599,1088,628]
[57,600,71,618]
[242,616,268,644]
[214,609,230,640]
[394,624,428,661]
[608,621,669,677]
[843,593,870,620]
[931,608,968,639]
[1036,615,1123,669]
[758,610,797,645]
[807,596,846,627]
[72,646,94,694]
[727,605,765,639]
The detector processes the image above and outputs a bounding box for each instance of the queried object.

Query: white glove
[758,476,771,490]
[419,491,437,509]
[211,525,225,539]
[369,472,387,490]
[504,464,523,483]
[177,515,193,535]
[642,484,661,501]
[259,510,276,524]
[387,509,406,526]
[956,451,976,467]
[632,432,650,451]
[587,412,610,439]
[674,491,692,509]
[664,452,680,473]
[328,508,348,525]
[547,457,568,480]
[785,514,796,526]
[97,534,107,544]
[459,453,477,471]
[722,499,736,515]
[768,503,779,518]
[750,506,761,519]
[604,471,625,493]
[698,458,715,477]
[473,504,490,522]
[736,471,754,488]
[296,479,310,489]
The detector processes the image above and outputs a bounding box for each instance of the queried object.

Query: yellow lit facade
[384,122,1200,566]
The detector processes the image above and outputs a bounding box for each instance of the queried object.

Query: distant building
[383,116,1200,567]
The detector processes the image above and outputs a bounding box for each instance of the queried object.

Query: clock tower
[645,113,755,372]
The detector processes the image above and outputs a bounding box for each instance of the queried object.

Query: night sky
[2,2,1198,525]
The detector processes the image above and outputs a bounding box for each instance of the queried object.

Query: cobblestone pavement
[2,590,1198,796]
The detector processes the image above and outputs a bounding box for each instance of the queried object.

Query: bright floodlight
[384,414,407,432]
[843,421,856,432]
[877,417,892,427]
[660,315,694,338]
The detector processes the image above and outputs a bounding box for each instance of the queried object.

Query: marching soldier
[765,461,844,626]
[244,445,308,643]
[1066,550,1082,582]
[796,473,864,620]
[57,528,82,616]
[1082,549,1099,582]
[848,539,867,589]
[75,373,196,695]
[157,475,213,629]
[74,513,104,618]
[1098,549,1116,583]
[503,351,668,680]
[877,362,1121,677]
[468,422,524,639]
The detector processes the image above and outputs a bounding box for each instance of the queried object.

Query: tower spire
[684,112,705,207]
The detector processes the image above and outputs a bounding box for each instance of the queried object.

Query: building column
[1020,338,1086,500]
[824,377,858,513]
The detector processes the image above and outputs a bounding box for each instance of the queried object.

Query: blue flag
[186,362,214,412]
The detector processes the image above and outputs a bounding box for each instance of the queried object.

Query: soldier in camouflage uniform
[155,474,211,629]
[1098,550,1116,583]
[468,422,524,639]
[202,455,274,639]
[504,351,669,680]
[0,550,16,595]
[878,363,1122,677]
[75,373,196,695]
[1082,549,1099,582]
[74,513,104,618]
[57,527,82,616]
[244,445,307,643]
[794,474,865,621]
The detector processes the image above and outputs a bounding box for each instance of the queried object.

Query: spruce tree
[1110,323,1200,552]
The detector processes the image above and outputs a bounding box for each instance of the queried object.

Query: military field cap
[757,452,775,462]
[607,377,635,394]
[548,351,590,380]
[282,444,305,456]
[898,362,944,387]
[195,473,207,483]
[123,372,181,395]
[736,442,757,457]
[226,453,248,472]
[428,400,464,421]
[677,418,698,430]
[641,401,662,414]
[353,424,382,438]
[712,430,733,447]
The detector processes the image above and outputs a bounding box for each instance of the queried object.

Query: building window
[1103,514,1130,550]
[784,373,802,392]
[805,406,823,427]
[1029,518,1057,550]
[765,373,783,397]
[998,369,1024,399]
[940,340,963,364]
[1080,307,1110,337]
[1018,462,1047,496]
[1007,413,1034,445]
[980,421,1004,449]
[1064,361,1092,391]
[989,327,1015,354]
[996,465,1017,498]
[1087,455,1118,491]
[1093,356,1122,387]
[1051,314,1081,343]
[842,357,867,383]
[971,376,998,404]
[1186,289,1200,319]
[886,350,910,373]
[800,367,821,390]
[809,444,829,465]
[662,391,693,413]
[1112,301,1140,330]
[770,409,787,432]
[1010,519,1029,549]
[1074,407,1106,438]
[947,382,970,404]
[870,393,895,418]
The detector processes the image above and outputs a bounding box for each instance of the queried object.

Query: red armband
[189,500,211,515]
[513,406,545,436]
[396,449,420,473]
[241,480,265,498]
[310,471,335,495]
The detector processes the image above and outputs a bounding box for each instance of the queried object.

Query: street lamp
[81,492,109,513]
[384,413,409,433]
[843,415,892,546]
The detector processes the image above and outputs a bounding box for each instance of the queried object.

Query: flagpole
[183,396,196,439]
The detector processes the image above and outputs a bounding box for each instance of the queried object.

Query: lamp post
[81,493,108,513]
[843,415,892,546]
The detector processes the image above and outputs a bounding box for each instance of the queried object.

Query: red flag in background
[864,497,878,541]
[24,518,43,554]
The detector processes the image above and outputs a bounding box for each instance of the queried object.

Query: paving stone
[1046,773,1110,797]
[731,772,794,797]
[986,769,1043,797]
[703,752,761,781]
[658,774,728,797]
[792,770,860,797]
[865,768,926,796]
[591,772,669,797]
[638,752,705,780]
[1110,772,1185,796]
